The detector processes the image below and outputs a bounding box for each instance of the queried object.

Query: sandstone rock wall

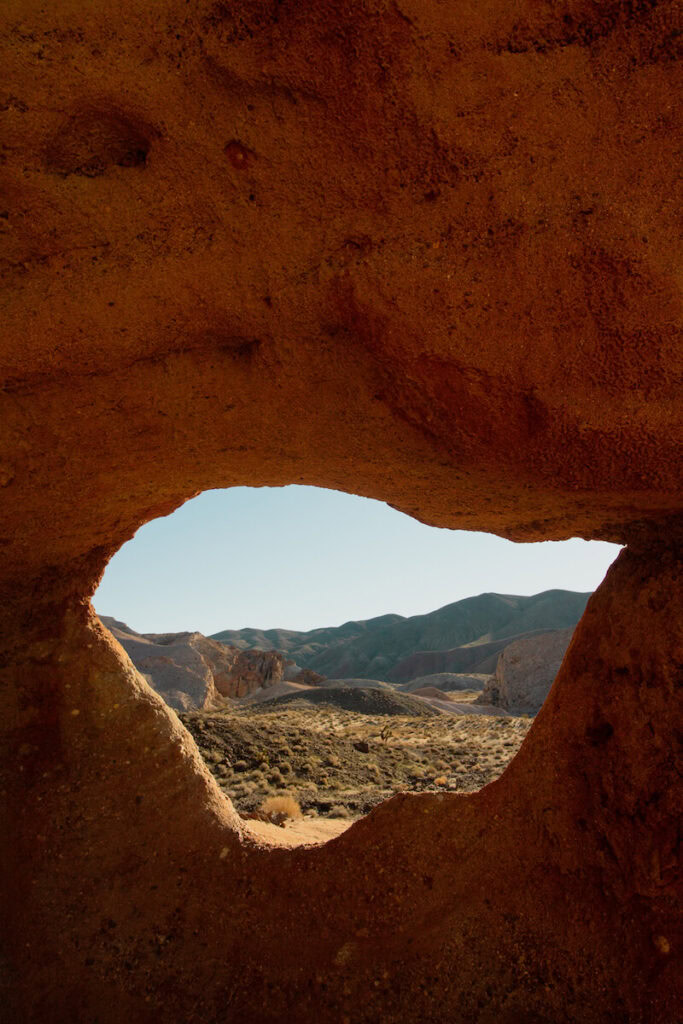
[2,549,680,1024]
[1,1,681,1021]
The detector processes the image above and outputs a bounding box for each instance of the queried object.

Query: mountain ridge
[210,589,590,682]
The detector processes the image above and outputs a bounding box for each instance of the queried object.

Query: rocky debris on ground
[179,703,532,819]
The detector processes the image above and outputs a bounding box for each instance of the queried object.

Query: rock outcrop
[477,627,574,715]
[103,617,289,707]
[0,2,681,1023]
[222,647,289,698]
[284,664,327,687]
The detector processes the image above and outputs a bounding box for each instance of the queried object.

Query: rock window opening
[95,485,620,842]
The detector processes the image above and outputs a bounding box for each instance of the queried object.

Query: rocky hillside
[253,685,441,718]
[390,634,536,682]
[102,618,290,710]
[476,628,575,715]
[211,590,590,682]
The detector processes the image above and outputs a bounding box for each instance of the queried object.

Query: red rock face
[0,1,681,1021]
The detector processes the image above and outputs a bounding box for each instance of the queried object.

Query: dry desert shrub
[260,795,302,821]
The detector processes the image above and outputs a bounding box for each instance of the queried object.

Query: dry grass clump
[329,805,351,818]
[260,795,302,821]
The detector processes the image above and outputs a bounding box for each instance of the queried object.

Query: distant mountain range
[210,590,591,683]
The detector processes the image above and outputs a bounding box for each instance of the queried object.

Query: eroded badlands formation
[1,1,681,1021]
[102,617,290,708]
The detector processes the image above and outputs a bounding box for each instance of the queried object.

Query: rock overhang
[0,1,681,1021]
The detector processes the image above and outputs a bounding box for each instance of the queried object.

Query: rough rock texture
[219,647,289,698]
[1,2,682,1022]
[3,550,681,1024]
[102,617,225,709]
[477,627,574,714]
[1,0,682,616]
[101,617,288,707]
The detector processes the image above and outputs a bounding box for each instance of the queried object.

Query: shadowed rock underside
[0,1,681,1021]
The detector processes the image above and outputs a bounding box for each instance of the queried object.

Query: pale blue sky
[94,485,621,635]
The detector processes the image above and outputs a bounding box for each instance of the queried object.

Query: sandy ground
[242,816,353,847]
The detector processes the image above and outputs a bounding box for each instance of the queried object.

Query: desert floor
[179,693,532,843]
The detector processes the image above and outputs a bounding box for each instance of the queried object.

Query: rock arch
[1,1,680,1021]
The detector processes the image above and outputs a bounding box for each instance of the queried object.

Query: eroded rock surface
[0,1,681,1021]
[1,0,682,619]
[477,627,574,714]
[102,617,289,708]
[2,549,681,1024]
